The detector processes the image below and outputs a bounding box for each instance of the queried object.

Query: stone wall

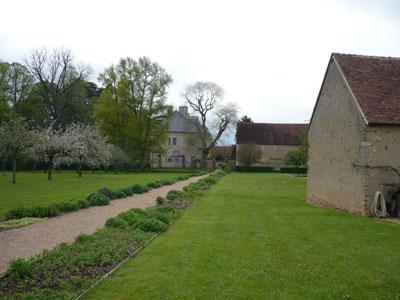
[236,144,299,168]
[307,59,369,215]
[362,126,400,213]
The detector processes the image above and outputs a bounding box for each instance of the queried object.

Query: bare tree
[237,143,262,170]
[25,48,90,129]
[184,81,238,167]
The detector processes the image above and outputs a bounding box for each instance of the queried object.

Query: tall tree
[184,81,238,167]
[0,116,33,183]
[25,48,90,129]
[239,115,253,123]
[95,57,173,169]
[7,62,35,109]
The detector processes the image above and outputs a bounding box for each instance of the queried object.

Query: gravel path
[0,175,207,275]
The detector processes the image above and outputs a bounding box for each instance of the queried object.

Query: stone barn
[307,53,400,216]
[236,122,308,169]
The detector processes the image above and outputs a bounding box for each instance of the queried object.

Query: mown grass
[0,171,190,220]
[0,173,223,299]
[85,173,400,299]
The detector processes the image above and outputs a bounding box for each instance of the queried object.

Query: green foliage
[147,182,161,189]
[280,167,307,173]
[118,210,143,226]
[0,173,223,298]
[87,193,110,206]
[99,187,118,199]
[284,148,307,169]
[131,184,146,194]
[139,218,168,233]
[236,143,262,170]
[7,259,36,280]
[223,161,233,172]
[94,57,173,168]
[0,217,45,230]
[0,173,197,220]
[105,217,128,228]
[156,196,164,205]
[236,166,274,172]
[166,190,183,200]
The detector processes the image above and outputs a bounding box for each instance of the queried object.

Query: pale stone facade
[150,106,202,168]
[307,54,400,216]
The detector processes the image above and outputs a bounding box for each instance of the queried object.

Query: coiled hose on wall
[371,191,388,218]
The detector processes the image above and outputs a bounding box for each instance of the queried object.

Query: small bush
[119,211,142,226]
[87,193,110,206]
[131,184,145,194]
[166,190,183,200]
[130,208,147,216]
[114,190,127,198]
[139,217,168,233]
[55,202,79,213]
[99,187,118,199]
[156,196,164,205]
[105,217,128,228]
[160,179,175,186]
[147,210,174,224]
[120,187,133,196]
[156,205,176,214]
[147,182,161,189]
[203,176,217,185]
[77,200,90,209]
[8,258,36,280]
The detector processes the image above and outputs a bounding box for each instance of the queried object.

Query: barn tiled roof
[236,123,308,145]
[333,53,400,125]
[211,146,233,159]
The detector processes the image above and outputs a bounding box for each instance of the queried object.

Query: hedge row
[0,172,226,299]
[4,172,208,220]
[236,166,307,173]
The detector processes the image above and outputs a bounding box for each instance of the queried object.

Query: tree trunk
[33,160,36,173]
[78,161,82,177]
[48,158,53,180]
[12,159,17,183]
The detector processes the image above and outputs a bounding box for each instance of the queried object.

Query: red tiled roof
[333,53,400,124]
[236,123,308,145]
[211,146,233,159]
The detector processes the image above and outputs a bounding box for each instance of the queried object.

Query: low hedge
[4,172,207,221]
[280,167,307,174]
[0,172,226,298]
[236,166,275,172]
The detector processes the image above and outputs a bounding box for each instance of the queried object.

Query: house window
[168,138,171,145]
[173,150,180,156]
[175,157,180,163]
[188,138,194,146]
[191,156,195,162]
[167,157,172,163]
[172,137,177,145]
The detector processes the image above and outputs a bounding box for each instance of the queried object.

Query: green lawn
[86,173,400,299]
[0,171,190,220]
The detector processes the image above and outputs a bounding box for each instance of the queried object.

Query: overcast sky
[1,0,399,126]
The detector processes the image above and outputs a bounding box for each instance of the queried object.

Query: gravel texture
[0,175,206,275]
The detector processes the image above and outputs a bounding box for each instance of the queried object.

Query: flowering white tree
[62,124,109,177]
[36,126,69,180]
[0,116,33,183]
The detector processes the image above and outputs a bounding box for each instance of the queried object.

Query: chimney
[179,106,189,117]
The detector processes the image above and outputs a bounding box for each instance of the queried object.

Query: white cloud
[1,0,399,130]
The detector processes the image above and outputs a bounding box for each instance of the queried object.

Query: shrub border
[0,171,226,298]
[4,171,209,221]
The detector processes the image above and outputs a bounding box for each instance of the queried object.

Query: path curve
[0,175,207,275]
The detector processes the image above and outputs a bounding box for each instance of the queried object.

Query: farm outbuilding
[307,53,400,216]
[236,122,307,169]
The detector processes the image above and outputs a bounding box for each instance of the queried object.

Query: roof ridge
[333,52,400,61]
